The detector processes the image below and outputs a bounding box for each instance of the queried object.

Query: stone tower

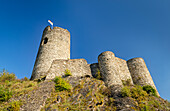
[31,26,70,80]
[127,58,159,96]
[98,51,123,87]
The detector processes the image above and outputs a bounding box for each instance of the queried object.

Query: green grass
[8,100,23,111]
[0,70,38,110]
[0,86,12,102]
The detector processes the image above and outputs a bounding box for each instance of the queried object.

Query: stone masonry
[31,26,159,96]
[46,59,91,80]
[31,26,70,80]
[115,57,133,85]
[98,51,123,87]
[127,58,159,96]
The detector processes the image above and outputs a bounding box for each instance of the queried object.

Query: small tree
[64,69,72,77]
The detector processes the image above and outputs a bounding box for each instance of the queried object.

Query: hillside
[0,71,170,111]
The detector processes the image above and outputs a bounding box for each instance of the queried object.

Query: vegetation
[54,76,72,92]
[0,70,169,111]
[0,70,16,82]
[95,69,102,80]
[122,79,132,86]
[143,85,158,97]
[0,86,12,102]
[0,70,38,110]
[8,100,23,111]
[120,85,168,110]
[41,77,117,111]
[64,69,72,77]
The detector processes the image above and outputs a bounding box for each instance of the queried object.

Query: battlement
[43,26,70,35]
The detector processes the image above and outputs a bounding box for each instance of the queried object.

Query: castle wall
[90,63,99,78]
[98,51,123,87]
[31,26,70,80]
[115,57,133,85]
[127,58,159,96]
[46,59,91,80]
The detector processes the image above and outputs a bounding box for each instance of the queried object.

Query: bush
[0,86,12,102]
[131,85,148,99]
[142,85,157,97]
[54,77,72,92]
[95,69,102,80]
[21,77,29,81]
[122,79,132,86]
[121,85,148,99]
[121,86,131,97]
[0,70,16,82]
[8,100,22,111]
[64,69,72,77]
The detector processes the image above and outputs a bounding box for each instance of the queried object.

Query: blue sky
[0,0,169,100]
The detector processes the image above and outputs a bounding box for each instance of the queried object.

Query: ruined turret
[127,58,159,96]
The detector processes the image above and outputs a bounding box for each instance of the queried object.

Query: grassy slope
[0,71,170,111]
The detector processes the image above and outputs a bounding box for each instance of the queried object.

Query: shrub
[95,69,102,80]
[21,77,29,81]
[8,100,22,111]
[142,105,149,111]
[0,70,16,82]
[142,85,157,97]
[54,77,71,92]
[121,86,131,97]
[0,86,12,102]
[122,79,132,86]
[64,69,72,77]
[131,85,148,99]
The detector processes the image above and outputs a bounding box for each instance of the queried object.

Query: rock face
[31,26,70,80]
[127,58,159,96]
[10,81,55,111]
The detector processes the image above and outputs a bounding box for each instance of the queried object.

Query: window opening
[44,37,48,44]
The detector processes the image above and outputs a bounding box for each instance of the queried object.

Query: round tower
[31,26,70,80]
[98,51,123,87]
[127,58,159,96]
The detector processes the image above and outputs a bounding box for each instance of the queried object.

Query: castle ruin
[31,26,159,96]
